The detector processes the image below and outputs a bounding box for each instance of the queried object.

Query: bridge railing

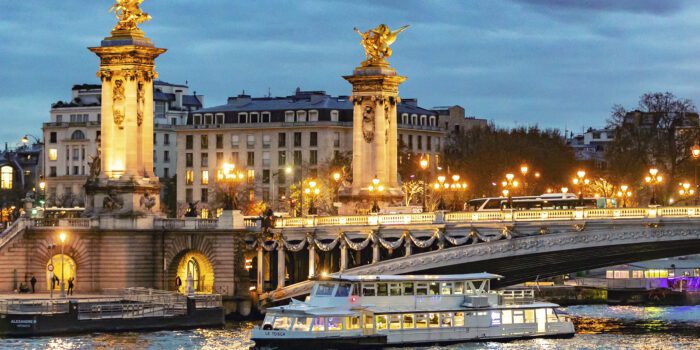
[271,206,700,228]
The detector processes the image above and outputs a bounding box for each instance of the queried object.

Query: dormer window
[215,113,225,124]
[193,114,202,125]
[401,113,408,125]
[250,112,259,123]
[420,115,427,126]
[204,114,213,125]
[238,112,248,124]
[429,116,436,127]
[285,111,295,123]
[411,114,418,125]
[262,111,271,123]
[296,110,307,122]
[309,110,319,122]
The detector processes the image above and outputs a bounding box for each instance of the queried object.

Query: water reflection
[0,306,698,350]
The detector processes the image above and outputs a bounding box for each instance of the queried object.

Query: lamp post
[645,168,663,206]
[677,182,695,206]
[573,170,588,206]
[304,180,320,215]
[332,172,342,212]
[368,177,384,213]
[38,177,46,212]
[436,175,447,210]
[219,163,246,210]
[59,232,66,298]
[520,165,529,194]
[617,185,631,208]
[692,145,700,205]
[419,158,429,212]
[502,173,518,209]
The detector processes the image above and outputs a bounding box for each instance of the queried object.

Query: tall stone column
[86,3,165,218]
[372,242,381,264]
[308,244,316,279]
[339,239,348,272]
[277,244,286,290]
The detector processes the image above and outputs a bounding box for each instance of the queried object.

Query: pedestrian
[67,277,74,295]
[53,275,60,290]
[30,274,36,293]
[175,275,182,293]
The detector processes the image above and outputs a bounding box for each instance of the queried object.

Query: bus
[466,193,600,212]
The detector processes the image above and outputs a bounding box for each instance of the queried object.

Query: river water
[2,305,699,349]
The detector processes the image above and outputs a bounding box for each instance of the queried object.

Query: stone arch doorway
[46,254,76,291]
[169,250,215,294]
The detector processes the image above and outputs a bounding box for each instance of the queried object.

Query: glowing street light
[419,158,429,212]
[59,232,67,298]
[617,184,632,208]
[368,176,384,213]
[645,168,663,205]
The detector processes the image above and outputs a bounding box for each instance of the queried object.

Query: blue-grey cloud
[2,0,700,143]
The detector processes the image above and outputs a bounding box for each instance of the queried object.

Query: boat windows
[335,283,351,297]
[316,283,335,296]
[429,282,439,295]
[311,317,326,331]
[364,314,374,329]
[428,313,440,328]
[441,282,453,295]
[376,315,388,330]
[441,313,453,327]
[491,311,501,326]
[389,283,402,296]
[377,283,388,296]
[415,313,428,328]
[416,283,429,296]
[389,314,402,330]
[327,317,344,331]
[362,283,376,296]
[513,310,525,324]
[263,313,274,326]
[546,308,559,322]
[454,312,465,327]
[502,310,512,324]
[525,309,535,323]
[403,314,414,328]
[293,317,312,331]
[273,316,293,330]
[346,316,361,330]
[351,283,360,296]
[403,282,414,295]
[454,282,464,294]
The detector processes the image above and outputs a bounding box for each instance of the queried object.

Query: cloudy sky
[2,0,700,143]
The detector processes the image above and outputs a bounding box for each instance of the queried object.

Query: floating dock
[0,288,224,337]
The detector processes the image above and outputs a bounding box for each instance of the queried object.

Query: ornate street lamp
[304,180,320,215]
[502,173,518,209]
[419,158,429,212]
[692,145,700,204]
[573,170,588,206]
[436,175,447,210]
[677,182,695,205]
[218,163,246,210]
[617,184,631,208]
[645,168,663,206]
[59,232,66,298]
[368,176,384,213]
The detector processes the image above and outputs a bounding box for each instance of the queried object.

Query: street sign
[47,264,54,272]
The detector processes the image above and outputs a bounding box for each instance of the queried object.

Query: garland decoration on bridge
[314,236,341,251]
[443,233,470,246]
[407,230,439,248]
[282,238,308,252]
[343,233,374,251]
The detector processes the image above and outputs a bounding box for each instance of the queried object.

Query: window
[294,132,302,147]
[71,130,85,140]
[441,282,453,295]
[285,111,295,123]
[216,134,223,149]
[278,133,286,147]
[164,151,170,162]
[56,115,63,123]
[427,136,432,151]
[262,151,270,166]
[263,135,271,148]
[441,313,453,327]
[262,112,271,123]
[200,135,208,149]
[411,114,417,125]
[50,166,57,177]
[49,149,58,161]
[408,135,414,149]
[247,134,255,148]
[316,283,335,296]
[186,135,193,149]
[429,313,440,328]
[230,152,239,164]
[415,314,428,329]
[204,114,212,125]
[153,133,157,145]
[362,283,376,296]
[231,135,240,148]
[454,312,465,327]
[250,112,259,123]
[401,113,408,124]
[420,115,427,126]
[403,314,414,329]
[308,110,318,122]
[310,150,317,165]
[186,153,193,167]
[293,317,312,332]
[278,151,287,166]
[185,170,194,185]
[375,315,387,330]
[346,316,360,330]
[429,282,439,295]
[238,112,248,123]
[215,114,224,124]
[247,152,255,166]
[201,153,208,167]
[0,166,12,189]
[416,283,428,295]
[247,170,255,184]
[164,168,169,178]
[49,132,57,143]
[293,151,302,166]
[185,189,193,203]
[336,283,351,297]
[403,282,414,295]
[296,110,307,122]
[310,132,317,147]
[201,170,209,185]
[164,134,170,145]
[216,152,223,167]
[417,135,423,150]
[333,132,340,147]
[331,110,339,122]
[377,283,388,296]
[389,283,401,296]
[201,188,209,203]
[311,317,325,332]
[262,169,270,184]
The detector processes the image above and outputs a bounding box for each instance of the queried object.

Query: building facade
[176,89,486,216]
[567,128,614,169]
[42,81,202,208]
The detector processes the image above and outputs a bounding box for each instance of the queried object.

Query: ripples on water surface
[1,305,699,350]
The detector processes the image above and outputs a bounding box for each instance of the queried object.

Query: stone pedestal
[85,176,161,219]
[218,210,245,230]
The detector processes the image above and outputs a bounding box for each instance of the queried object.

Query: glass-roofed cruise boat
[251,273,575,349]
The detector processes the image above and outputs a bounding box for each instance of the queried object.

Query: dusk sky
[3,0,700,143]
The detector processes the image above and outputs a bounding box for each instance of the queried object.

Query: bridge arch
[29,234,90,293]
[168,250,215,293]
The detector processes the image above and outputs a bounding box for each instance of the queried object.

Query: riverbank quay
[0,288,224,337]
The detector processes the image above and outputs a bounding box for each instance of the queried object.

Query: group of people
[16,273,75,295]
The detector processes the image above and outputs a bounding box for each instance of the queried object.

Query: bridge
[251,206,700,303]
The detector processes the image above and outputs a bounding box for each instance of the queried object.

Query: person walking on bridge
[30,274,36,293]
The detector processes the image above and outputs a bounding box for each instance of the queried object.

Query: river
[1,305,699,349]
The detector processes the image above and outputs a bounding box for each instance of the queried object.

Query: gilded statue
[362,105,375,142]
[110,0,152,32]
[113,80,125,128]
[354,24,409,66]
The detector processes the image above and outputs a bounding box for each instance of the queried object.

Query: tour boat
[251,273,575,349]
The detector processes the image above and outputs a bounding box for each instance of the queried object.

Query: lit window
[49,149,58,161]
[0,166,12,189]
[201,170,209,185]
[185,170,194,185]
[247,169,255,184]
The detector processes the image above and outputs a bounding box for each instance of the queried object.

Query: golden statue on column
[86,0,165,219]
[341,24,409,212]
